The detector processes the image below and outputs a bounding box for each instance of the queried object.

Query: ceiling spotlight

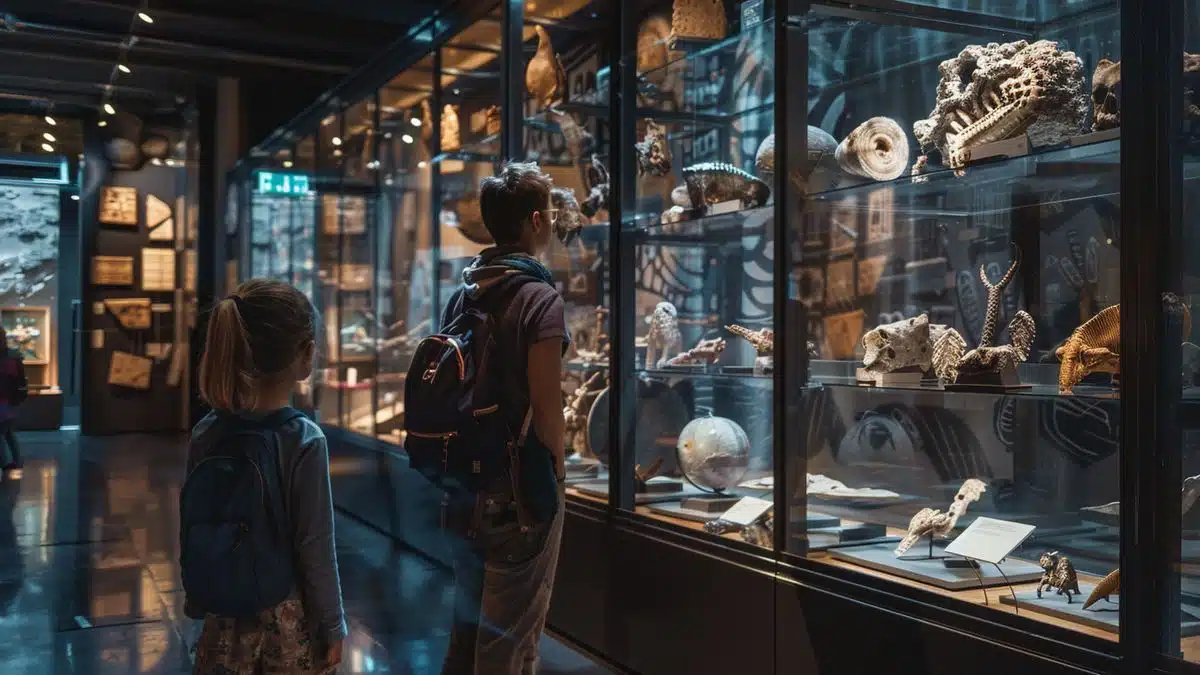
[44,116,56,126]
[137,11,153,23]
[410,118,421,127]
[366,160,379,170]
[283,160,294,168]
[418,161,428,169]
[331,136,342,146]
[70,194,80,201]
[41,143,54,153]
[97,120,108,127]
[384,177,394,186]
[383,132,392,139]
[333,149,342,157]
[103,103,115,115]
[118,64,131,74]
[401,134,414,144]
[42,132,55,142]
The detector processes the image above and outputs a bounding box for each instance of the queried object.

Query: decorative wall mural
[0,185,59,303]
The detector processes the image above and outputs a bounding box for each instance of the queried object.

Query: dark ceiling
[0,0,445,114]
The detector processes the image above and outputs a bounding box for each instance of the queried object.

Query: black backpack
[178,408,303,618]
[404,275,537,497]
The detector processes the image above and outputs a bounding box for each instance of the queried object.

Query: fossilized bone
[726,324,774,375]
[1091,58,1121,131]
[564,371,604,457]
[645,302,683,369]
[941,247,1036,380]
[1036,551,1081,603]
[683,162,770,214]
[836,117,910,181]
[895,478,987,556]
[1083,568,1120,610]
[525,25,567,111]
[635,120,672,176]
[912,40,1087,175]
[1057,304,1120,393]
[665,337,727,366]
[861,313,965,382]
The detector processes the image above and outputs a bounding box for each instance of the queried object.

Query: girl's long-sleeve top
[183,409,348,643]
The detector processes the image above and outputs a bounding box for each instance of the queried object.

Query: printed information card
[719,497,773,526]
[944,517,1037,565]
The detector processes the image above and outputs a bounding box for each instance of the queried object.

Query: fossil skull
[1091,58,1121,131]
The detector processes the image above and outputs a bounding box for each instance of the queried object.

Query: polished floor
[0,431,610,674]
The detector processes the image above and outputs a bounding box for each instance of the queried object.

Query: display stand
[829,542,1044,590]
[945,366,1032,392]
[999,590,1200,636]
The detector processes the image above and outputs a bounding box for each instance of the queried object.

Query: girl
[187,279,346,674]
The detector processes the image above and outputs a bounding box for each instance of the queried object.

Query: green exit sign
[255,170,311,196]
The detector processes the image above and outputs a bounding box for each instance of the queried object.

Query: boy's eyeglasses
[540,208,560,225]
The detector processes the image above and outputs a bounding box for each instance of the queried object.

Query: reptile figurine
[1036,551,1081,603]
[683,163,770,214]
[1056,304,1120,394]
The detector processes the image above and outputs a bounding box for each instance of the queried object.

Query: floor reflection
[0,431,608,674]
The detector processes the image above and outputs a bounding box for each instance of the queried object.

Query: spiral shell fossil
[835,117,910,181]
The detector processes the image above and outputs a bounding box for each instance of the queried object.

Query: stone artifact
[806,473,900,500]
[1083,569,1120,610]
[895,478,987,556]
[670,0,726,44]
[526,25,567,111]
[581,155,610,217]
[912,40,1087,174]
[677,416,750,492]
[754,133,775,181]
[725,324,774,375]
[108,350,152,390]
[1036,551,1081,603]
[564,371,604,457]
[683,162,770,213]
[1056,304,1120,393]
[861,313,965,382]
[441,104,460,152]
[645,301,683,369]
[665,336,726,366]
[836,117,910,181]
[635,120,672,176]
[940,247,1036,382]
[91,255,135,286]
[146,194,172,228]
[141,248,176,292]
[1091,58,1121,131]
[550,187,585,244]
[104,298,152,330]
[99,186,138,226]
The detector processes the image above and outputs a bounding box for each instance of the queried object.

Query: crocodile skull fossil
[913,40,1087,174]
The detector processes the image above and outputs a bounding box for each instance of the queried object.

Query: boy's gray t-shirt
[184,410,347,643]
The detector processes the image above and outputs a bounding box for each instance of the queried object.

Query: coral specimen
[1083,568,1120,610]
[895,478,987,556]
[550,187,585,244]
[942,247,1037,380]
[665,337,727,366]
[635,120,672,176]
[581,155,610,217]
[645,302,683,369]
[1056,304,1120,393]
[1036,551,1081,603]
[670,0,726,44]
[1091,58,1121,131]
[913,40,1087,174]
[682,162,770,214]
[525,25,567,111]
[836,117,910,181]
[725,324,774,374]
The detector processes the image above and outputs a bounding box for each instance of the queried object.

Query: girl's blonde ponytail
[198,297,258,411]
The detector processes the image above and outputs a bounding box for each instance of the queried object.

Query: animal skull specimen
[862,313,966,382]
[635,119,672,176]
[1091,58,1121,131]
[895,478,987,556]
[1056,304,1120,393]
[645,302,683,369]
[913,40,1087,174]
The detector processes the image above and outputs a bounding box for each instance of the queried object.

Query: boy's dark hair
[199,278,316,411]
[478,161,553,245]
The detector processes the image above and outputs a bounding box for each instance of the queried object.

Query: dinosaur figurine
[940,246,1036,384]
[725,324,774,375]
[1083,568,1120,610]
[665,337,727,366]
[525,25,567,111]
[1036,551,1081,603]
[895,478,987,556]
[1057,304,1120,393]
[683,162,770,214]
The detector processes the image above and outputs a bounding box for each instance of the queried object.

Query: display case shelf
[625,204,772,240]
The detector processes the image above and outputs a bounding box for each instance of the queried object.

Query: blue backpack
[178,408,303,617]
[404,275,537,497]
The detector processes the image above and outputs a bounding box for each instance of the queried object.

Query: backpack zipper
[408,430,457,470]
[423,336,465,380]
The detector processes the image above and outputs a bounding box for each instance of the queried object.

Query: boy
[439,162,567,675]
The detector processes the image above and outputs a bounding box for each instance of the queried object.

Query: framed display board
[0,306,50,364]
[99,186,138,226]
[92,256,135,286]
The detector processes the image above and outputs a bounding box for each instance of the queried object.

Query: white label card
[719,497,773,527]
[944,516,1037,566]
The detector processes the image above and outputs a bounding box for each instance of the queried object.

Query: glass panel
[314,114,344,427]
[606,3,776,541]
[785,2,1122,640]
[515,0,615,500]
[438,13,503,308]
[248,148,307,283]
[293,135,318,300]
[377,54,437,444]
